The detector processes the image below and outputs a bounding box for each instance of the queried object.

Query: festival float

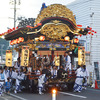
[4,4,96,91]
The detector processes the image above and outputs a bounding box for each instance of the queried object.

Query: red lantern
[22,37,24,42]
[10,41,13,45]
[37,23,42,26]
[80,34,82,37]
[7,30,10,33]
[64,36,70,41]
[91,33,94,35]
[18,37,21,43]
[10,29,13,32]
[12,40,14,45]
[88,32,91,34]
[17,39,20,44]
[77,25,82,27]
[92,30,94,32]
[89,27,92,31]
[78,47,80,50]
[16,26,18,29]
[16,39,18,44]
[13,27,15,30]
[74,38,79,43]
[39,36,45,41]
[94,31,97,33]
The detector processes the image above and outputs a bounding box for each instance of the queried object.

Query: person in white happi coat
[6,67,15,88]
[64,51,71,72]
[82,65,89,90]
[38,74,46,94]
[3,66,8,77]
[35,67,41,75]
[0,67,7,96]
[14,57,21,72]
[14,68,25,93]
[51,66,57,78]
[73,65,84,92]
[7,67,13,78]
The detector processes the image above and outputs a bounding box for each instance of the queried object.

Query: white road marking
[59,91,87,99]
[1,97,8,100]
[9,93,27,100]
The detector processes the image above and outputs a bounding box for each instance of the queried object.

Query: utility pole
[89,12,94,65]
[9,0,21,28]
[14,0,16,28]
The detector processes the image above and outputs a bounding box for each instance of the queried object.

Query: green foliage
[0,38,9,56]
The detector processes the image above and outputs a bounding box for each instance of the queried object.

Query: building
[67,0,100,80]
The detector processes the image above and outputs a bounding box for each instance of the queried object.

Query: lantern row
[10,37,24,45]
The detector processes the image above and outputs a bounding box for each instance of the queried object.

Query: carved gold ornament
[34,4,76,26]
[41,23,71,39]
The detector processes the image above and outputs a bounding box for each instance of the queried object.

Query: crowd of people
[0,65,27,96]
[0,52,89,96]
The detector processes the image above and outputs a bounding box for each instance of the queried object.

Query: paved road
[0,94,18,100]
[0,88,100,100]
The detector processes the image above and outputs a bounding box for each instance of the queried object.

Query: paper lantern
[89,27,92,30]
[39,36,45,41]
[80,34,82,37]
[94,31,97,33]
[37,23,42,26]
[91,33,94,35]
[16,26,18,29]
[77,25,82,27]
[13,27,15,30]
[92,30,94,32]
[74,38,79,43]
[88,32,91,34]
[64,36,70,41]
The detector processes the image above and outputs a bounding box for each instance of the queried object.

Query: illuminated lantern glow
[19,37,22,43]
[10,41,12,45]
[39,36,45,41]
[77,25,82,27]
[17,39,20,44]
[16,39,19,44]
[13,40,16,44]
[10,37,24,45]
[74,38,79,43]
[78,46,85,66]
[20,37,24,42]
[12,40,14,45]
[64,36,70,41]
